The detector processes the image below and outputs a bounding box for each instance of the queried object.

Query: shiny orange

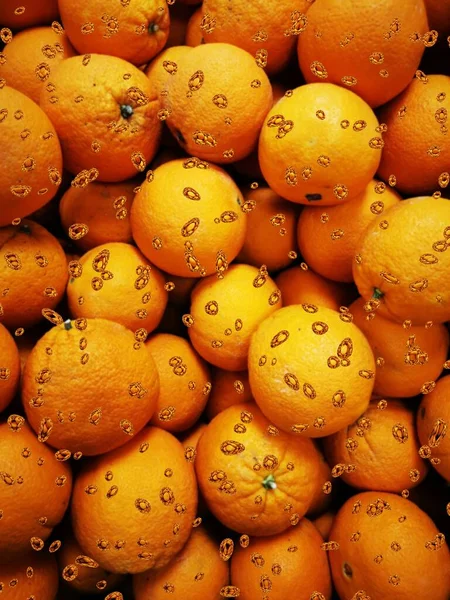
[205,368,253,422]
[0,323,20,412]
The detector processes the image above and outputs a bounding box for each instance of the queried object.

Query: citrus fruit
[0,551,59,598]
[22,317,160,456]
[248,304,376,437]
[0,1,59,30]
[185,8,203,46]
[424,0,450,34]
[145,45,190,100]
[205,368,253,421]
[313,510,335,542]
[259,83,382,205]
[0,322,20,412]
[307,444,333,517]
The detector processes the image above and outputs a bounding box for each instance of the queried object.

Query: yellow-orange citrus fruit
[0,323,20,412]
[185,8,203,47]
[323,399,428,492]
[307,444,333,517]
[187,264,280,371]
[0,551,59,598]
[0,1,59,30]
[0,220,68,330]
[297,179,401,282]
[145,45,190,100]
[329,491,450,600]
[195,402,322,536]
[133,526,229,599]
[146,333,211,432]
[377,74,450,196]
[297,0,429,108]
[352,196,450,325]
[230,517,332,600]
[259,83,382,205]
[0,86,63,227]
[349,297,449,398]
[71,426,198,574]
[66,242,168,334]
[22,317,160,455]
[0,420,72,557]
[424,0,450,33]
[163,43,273,163]
[205,368,253,422]
[0,26,75,104]
[313,510,335,542]
[131,158,247,278]
[39,54,161,182]
[249,304,376,437]
[58,0,170,65]
[59,179,137,252]
[179,421,209,517]
[237,185,300,272]
[417,374,450,481]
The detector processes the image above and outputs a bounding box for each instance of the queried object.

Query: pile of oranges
[1,0,450,598]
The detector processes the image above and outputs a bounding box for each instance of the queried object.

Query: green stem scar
[148,22,160,33]
[120,104,134,119]
[372,287,384,300]
[262,473,277,490]
[64,319,73,330]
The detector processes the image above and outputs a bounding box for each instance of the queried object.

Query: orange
[297,179,401,282]
[424,0,450,34]
[323,399,428,492]
[201,0,313,75]
[352,196,450,325]
[0,220,68,330]
[0,420,72,557]
[145,45,191,101]
[236,185,300,272]
[307,444,333,517]
[0,1,59,30]
[58,0,170,66]
[248,304,376,437]
[0,86,63,227]
[0,323,20,413]
[22,317,160,456]
[39,53,161,182]
[205,368,253,422]
[0,551,59,598]
[297,0,429,108]
[146,333,211,432]
[313,510,335,542]
[417,374,450,481]
[187,264,280,371]
[230,518,332,600]
[163,43,273,163]
[178,421,209,517]
[195,402,322,536]
[57,533,123,594]
[275,265,355,311]
[185,8,204,46]
[329,491,450,600]
[71,426,198,574]
[59,179,137,252]
[349,297,449,398]
[130,158,247,278]
[0,26,75,104]
[258,83,382,205]
[66,242,168,335]
[133,525,229,599]
[377,75,450,196]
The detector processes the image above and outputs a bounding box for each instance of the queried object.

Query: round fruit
[313,511,335,542]
[0,323,20,412]
[205,368,253,422]
[248,304,376,437]
[187,264,280,371]
[71,426,198,574]
[185,8,203,46]
[259,83,382,205]
[22,317,160,456]
[0,551,59,598]
[307,444,333,517]
[195,402,322,536]
[0,1,59,29]
[145,45,190,100]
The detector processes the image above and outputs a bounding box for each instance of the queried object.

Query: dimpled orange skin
[163,43,273,163]
[0,551,59,598]
[0,86,63,227]
[248,304,376,438]
[352,196,450,325]
[377,75,450,196]
[22,318,160,456]
[417,375,450,481]
[323,399,429,493]
[145,46,191,100]
[185,8,204,47]
[349,297,449,398]
[297,179,401,283]
[66,242,168,335]
[58,0,170,66]
[297,0,428,108]
[130,158,247,278]
[205,368,253,422]
[313,510,335,541]
[39,54,161,182]
[0,220,68,330]
[230,518,332,600]
[195,402,322,536]
[146,333,211,432]
[71,426,198,574]
[188,264,281,371]
[329,491,450,600]
[0,421,72,557]
[306,443,333,517]
[258,83,382,205]
[0,323,20,412]
[0,0,59,30]
[133,526,229,600]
